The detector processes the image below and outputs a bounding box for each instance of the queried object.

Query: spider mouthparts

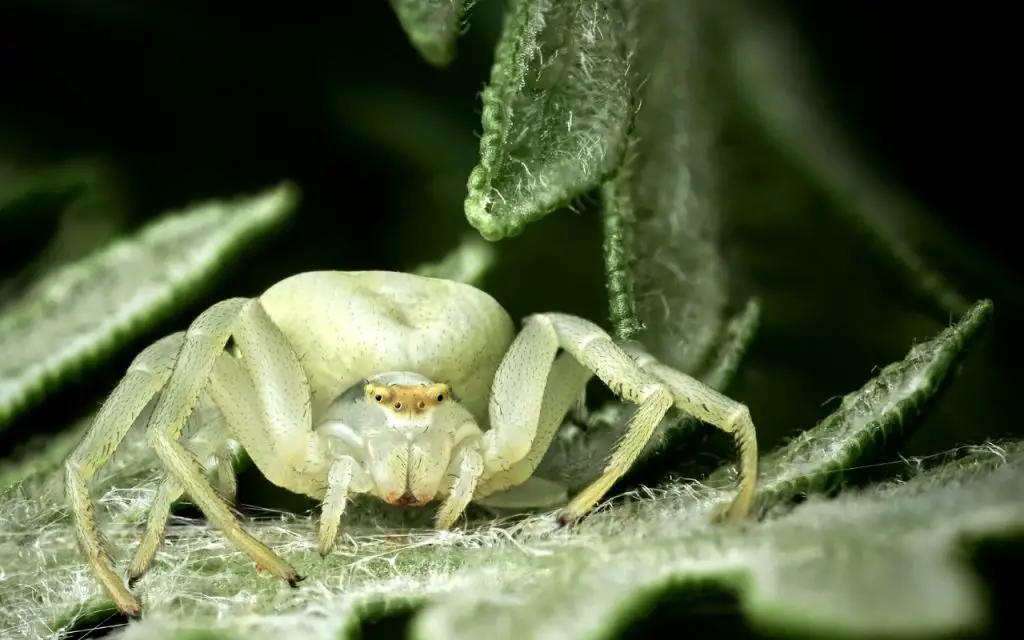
[387,489,431,507]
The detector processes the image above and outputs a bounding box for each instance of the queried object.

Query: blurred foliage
[0,0,1020,638]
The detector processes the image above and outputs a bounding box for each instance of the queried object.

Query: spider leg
[144,299,303,589]
[127,474,181,588]
[219,299,372,556]
[625,349,758,521]
[435,441,485,530]
[475,352,592,501]
[227,298,331,487]
[206,347,325,497]
[130,289,342,580]
[477,313,673,521]
[127,395,234,587]
[214,440,239,502]
[65,332,184,617]
[524,313,757,524]
[316,455,372,557]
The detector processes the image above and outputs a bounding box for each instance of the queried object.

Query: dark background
[0,1,1020,636]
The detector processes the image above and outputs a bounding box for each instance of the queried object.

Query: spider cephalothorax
[65,270,758,616]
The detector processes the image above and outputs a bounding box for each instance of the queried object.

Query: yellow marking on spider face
[365,382,451,416]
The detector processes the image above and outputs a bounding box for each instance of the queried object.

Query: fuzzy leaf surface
[0,184,297,429]
[466,0,632,240]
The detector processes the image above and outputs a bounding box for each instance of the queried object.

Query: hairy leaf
[599,174,641,340]
[601,0,727,373]
[417,441,1021,640]
[466,0,633,240]
[389,0,470,67]
[0,184,298,430]
[749,298,994,512]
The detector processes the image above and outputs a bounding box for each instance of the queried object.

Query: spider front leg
[625,346,759,521]
[547,313,758,522]
[488,313,758,525]
[482,313,674,522]
[316,455,375,556]
[223,298,374,558]
[435,439,485,530]
[475,350,593,502]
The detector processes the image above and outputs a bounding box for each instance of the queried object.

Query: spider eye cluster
[363,382,451,414]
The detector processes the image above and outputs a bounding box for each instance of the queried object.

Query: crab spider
[64,271,758,616]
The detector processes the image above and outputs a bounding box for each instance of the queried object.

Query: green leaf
[0,184,298,430]
[2,161,129,298]
[749,298,994,512]
[413,234,497,285]
[389,0,470,67]
[2,160,120,307]
[465,0,633,240]
[0,161,89,220]
[601,0,727,372]
[599,175,641,341]
[699,299,762,391]
[416,441,1022,640]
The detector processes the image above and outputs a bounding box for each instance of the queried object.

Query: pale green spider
[65,270,759,616]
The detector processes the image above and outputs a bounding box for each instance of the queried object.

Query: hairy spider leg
[127,387,238,587]
[477,312,759,525]
[65,334,184,616]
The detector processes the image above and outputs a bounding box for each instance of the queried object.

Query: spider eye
[436,394,444,402]
[374,394,383,402]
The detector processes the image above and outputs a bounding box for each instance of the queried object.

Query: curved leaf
[0,162,89,220]
[601,0,727,372]
[466,0,633,240]
[0,184,298,430]
[389,0,470,67]
[747,298,994,511]
[413,235,496,285]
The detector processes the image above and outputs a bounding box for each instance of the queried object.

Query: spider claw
[120,599,143,620]
[554,510,576,529]
[127,573,141,590]
[287,574,306,588]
